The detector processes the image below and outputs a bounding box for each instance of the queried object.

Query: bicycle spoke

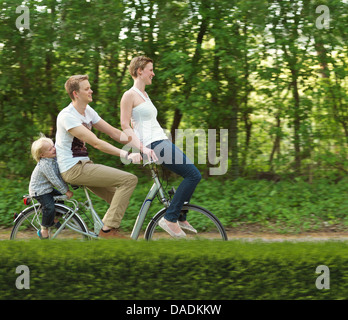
[11,206,89,240]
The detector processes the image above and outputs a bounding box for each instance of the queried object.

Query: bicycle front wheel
[10,204,89,240]
[144,204,228,240]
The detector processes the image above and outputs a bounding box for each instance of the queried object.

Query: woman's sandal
[158,218,186,238]
[178,221,197,234]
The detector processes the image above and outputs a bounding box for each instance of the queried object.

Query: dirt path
[225,231,348,242]
[0,228,12,240]
[223,226,348,241]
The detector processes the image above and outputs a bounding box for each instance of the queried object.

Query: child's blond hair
[31,133,54,162]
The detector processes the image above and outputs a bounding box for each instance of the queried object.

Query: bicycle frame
[131,163,169,240]
[51,187,104,239]
[15,163,171,240]
[81,186,104,235]
[14,199,42,228]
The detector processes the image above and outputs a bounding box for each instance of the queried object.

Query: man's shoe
[98,228,128,239]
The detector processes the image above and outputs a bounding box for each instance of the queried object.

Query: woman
[120,56,202,238]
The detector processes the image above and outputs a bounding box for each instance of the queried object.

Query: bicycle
[10,161,228,241]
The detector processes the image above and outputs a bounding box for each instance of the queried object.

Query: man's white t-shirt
[56,103,101,173]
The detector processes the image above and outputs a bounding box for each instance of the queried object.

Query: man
[56,75,144,239]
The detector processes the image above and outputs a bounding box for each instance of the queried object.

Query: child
[29,134,73,239]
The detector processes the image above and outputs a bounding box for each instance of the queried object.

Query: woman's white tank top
[130,87,168,147]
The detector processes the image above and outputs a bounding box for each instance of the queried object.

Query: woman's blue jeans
[148,139,202,223]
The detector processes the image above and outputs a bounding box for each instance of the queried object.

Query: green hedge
[0,239,347,300]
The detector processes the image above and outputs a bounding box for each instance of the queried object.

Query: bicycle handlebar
[143,159,157,167]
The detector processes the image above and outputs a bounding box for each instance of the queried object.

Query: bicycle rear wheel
[10,204,89,240]
[144,204,228,240]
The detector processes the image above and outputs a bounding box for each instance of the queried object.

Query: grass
[1,174,348,234]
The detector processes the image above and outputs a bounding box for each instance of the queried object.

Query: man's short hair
[65,75,89,100]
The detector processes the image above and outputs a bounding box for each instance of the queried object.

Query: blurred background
[0,0,347,233]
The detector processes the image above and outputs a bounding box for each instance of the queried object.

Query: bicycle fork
[130,173,171,240]
[130,183,158,240]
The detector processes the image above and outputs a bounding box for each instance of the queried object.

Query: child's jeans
[34,189,62,228]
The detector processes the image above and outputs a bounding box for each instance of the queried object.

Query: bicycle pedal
[168,187,176,196]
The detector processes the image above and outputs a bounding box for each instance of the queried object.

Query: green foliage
[2,175,348,234]
[1,0,348,238]
[0,239,346,300]
[0,0,347,178]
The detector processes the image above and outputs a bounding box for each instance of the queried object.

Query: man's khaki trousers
[61,160,138,229]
